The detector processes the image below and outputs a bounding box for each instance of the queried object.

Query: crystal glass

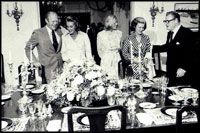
[107,96,115,105]
[18,102,27,117]
[192,93,199,106]
[28,103,36,118]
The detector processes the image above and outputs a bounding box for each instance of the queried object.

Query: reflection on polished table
[1,84,199,132]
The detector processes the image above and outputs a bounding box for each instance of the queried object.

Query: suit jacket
[156,26,195,86]
[25,26,63,83]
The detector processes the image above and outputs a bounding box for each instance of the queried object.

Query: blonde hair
[104,15,118,30]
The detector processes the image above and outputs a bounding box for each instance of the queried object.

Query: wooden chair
[118,49,131,79]
[152,45,167,77]
[67,105,127,132]
[1,53,5,83]
[176,105,200,133]
[18,65,46,85]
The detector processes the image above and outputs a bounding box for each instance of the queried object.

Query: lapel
[173,26,183,42]
[55,28,62,53]
[42,27,55,52]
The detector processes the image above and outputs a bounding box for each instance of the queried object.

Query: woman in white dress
[61,16,94,66]
[97,15,122,79]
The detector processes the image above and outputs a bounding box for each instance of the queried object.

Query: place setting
[1,94,12,101]
[1,117,13,131]
[29,84,47,95]
[139,102,157,109]
[161,106,188,118]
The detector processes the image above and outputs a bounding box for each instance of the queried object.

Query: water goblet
[107,96,116,105]
[18,102,27,117]
[28,103,36,119]
[192,93,199,106]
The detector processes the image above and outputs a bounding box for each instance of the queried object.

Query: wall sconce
[6,2,23,31]
[149,1,164,27]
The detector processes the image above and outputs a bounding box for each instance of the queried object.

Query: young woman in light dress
[61,16,94,66]
[97,15,122,79]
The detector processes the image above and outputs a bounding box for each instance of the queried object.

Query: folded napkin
[46,120,61,131]
[136,113,153,126]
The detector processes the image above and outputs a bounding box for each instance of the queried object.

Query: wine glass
[18,102,27,117]
[107,96,115,105]
[192,93,199,105]
[28,103,36,119]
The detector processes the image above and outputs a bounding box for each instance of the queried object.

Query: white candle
[8,50,12,63]
[30,44,33,63]
[24,50,28,65]
[138,43,141,63]
[130,41,133,64]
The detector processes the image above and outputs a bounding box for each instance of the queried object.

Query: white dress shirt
[46,26,61,44]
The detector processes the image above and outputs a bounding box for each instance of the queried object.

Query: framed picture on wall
[174,3,199,31]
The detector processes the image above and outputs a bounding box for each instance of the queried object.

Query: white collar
[172,24,181,38]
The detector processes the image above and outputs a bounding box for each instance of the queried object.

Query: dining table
[1,81,199,132]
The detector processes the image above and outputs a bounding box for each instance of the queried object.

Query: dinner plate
[31,88,45,94]
[61,107,72,114]
[180,88,198,94]
[77,115,90,126]
[168,95,184,101]
[139,102,156,109]
[20,84,35,89]
[161,106,188,118]
[1,102,5,106]
[142,83,152,88]
[1,118,13,130]
[1,94,11,101]
[77,114,108,126]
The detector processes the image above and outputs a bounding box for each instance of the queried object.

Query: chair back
[152,45,167,77]
[67,105,126,132]
[176,105,200,133]
[18,65,46,85]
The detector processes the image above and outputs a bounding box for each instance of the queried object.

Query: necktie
[52,30,58,51]
[168,31,174,44]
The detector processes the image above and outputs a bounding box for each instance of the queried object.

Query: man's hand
[33,61,41,68]
[176,68,186,77]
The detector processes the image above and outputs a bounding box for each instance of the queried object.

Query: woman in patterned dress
[97,15,122,79]
[122,17,152,81]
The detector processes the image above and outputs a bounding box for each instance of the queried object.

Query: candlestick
[7,4,9,11]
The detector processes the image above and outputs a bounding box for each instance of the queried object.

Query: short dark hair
[166,11,180,22]
[65,16,80,32]
[130,17,147,32]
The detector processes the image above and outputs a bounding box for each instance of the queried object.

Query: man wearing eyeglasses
[154,11,195,86]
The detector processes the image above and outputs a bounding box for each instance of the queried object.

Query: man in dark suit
[155,11,195,86]
[25,11,63,83]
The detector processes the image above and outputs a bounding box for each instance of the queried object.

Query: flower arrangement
[46,60,123,107]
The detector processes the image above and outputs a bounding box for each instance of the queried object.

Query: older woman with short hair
[122,17,153,81]
[97,15,122,79]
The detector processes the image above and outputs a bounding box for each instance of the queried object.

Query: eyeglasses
[163,18,175,24]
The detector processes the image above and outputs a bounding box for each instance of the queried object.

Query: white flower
[47,87,55,97]
[73,74,84,85]
[96,86,105,96]
[96,71,102,77]
[118,80,124,89]
[67,91,75,101]
[85,71,97,80]
[107,86,115,96]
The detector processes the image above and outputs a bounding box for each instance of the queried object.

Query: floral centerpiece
[46,60,123,107]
